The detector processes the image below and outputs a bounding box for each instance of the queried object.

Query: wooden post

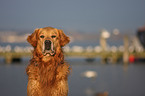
[100,37,107,52]
[112,53,118,64]
[123,35,129,64]
[100,36,108,64]
[5,53,12,64]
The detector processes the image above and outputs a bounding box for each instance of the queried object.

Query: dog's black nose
[45,40,51,50]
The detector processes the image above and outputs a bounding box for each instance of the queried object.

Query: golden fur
[26,27,70,96]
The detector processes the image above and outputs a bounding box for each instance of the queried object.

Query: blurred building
[0,31,29,43]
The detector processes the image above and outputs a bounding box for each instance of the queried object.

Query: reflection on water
[0,58,145,96]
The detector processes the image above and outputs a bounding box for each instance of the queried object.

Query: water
[0,58,145,96]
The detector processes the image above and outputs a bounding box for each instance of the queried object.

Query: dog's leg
[27,80,41,96]
[54,80,68,96]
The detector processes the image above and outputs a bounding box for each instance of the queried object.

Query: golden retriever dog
[26,27,70,96]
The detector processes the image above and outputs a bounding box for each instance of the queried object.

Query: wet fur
[26,27,70,96]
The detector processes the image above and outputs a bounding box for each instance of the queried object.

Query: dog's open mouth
[42,40,55,56]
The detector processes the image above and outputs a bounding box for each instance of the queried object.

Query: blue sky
[0,0,145,33]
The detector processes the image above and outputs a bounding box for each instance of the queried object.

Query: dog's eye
[51,35,56,38]
[40,35,45,38]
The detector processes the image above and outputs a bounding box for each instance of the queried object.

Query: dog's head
[27,27,70,57]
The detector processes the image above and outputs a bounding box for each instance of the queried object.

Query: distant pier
[0,33,145,64]
[0,45,145,64]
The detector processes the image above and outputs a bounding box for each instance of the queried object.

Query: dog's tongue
[50,50,55,55]
[43,49,55,56]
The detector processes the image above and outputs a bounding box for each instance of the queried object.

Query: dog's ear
[27,28,39,47]
[58,29,70,47]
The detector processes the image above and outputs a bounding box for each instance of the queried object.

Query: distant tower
[100,29,110,51]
